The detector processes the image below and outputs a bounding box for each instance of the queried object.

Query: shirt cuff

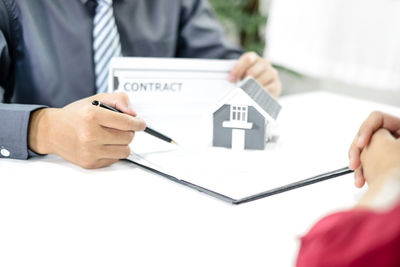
[0,104,47,159]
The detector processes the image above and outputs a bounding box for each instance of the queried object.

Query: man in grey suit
[0,0,281,168]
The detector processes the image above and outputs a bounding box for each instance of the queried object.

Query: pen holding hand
[28,92,146,169]
[92,100,178,145]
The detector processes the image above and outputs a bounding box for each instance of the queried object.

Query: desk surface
[0,92,399,267]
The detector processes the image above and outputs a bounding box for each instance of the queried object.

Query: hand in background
[28,92,146,169]
[229,52,282,98]
[349,111,400,188]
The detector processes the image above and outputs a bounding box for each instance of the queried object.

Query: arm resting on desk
[0,104,46,159]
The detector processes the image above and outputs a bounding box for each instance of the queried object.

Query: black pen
[92,100,178,145]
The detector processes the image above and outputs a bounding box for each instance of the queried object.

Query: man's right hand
[28,92,146,169]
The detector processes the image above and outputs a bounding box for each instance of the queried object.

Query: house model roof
[239,77,281,120]
[212,77,282,121]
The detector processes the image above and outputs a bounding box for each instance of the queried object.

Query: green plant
[209,0,267,55]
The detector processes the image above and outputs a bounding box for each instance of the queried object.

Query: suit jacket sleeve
[177,0,243,59]
[0,0,45,160]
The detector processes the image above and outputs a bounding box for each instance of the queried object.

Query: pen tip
[171,140,179,145]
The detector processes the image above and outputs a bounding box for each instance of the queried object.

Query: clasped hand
[349,111,400,187]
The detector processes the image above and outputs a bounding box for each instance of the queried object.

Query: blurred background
[209,0,400,106]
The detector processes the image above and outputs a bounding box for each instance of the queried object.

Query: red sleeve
[296,202,400,267]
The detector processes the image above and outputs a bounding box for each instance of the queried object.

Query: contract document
[109,58,351,204]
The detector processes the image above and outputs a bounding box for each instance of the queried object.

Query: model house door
[232,129,245,149]
[230,105,248,149]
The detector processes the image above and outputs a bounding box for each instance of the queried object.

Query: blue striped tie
[93,0,122,93]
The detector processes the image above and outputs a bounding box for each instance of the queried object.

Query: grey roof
[239,78,281,120]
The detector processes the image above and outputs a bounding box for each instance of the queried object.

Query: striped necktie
[93,0,122,93]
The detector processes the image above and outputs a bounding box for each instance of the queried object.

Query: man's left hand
[229,52,282,98]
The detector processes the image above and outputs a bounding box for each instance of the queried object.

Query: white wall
[266,0,400,92]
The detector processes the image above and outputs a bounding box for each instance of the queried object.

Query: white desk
[0,92,399,267]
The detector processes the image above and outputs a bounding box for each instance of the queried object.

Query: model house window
[231,105,248,122]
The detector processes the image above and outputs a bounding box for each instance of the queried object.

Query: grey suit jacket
[0,0,242,159]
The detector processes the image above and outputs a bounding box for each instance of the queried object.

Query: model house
[212,77,281,150]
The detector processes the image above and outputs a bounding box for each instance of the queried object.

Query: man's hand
[28,92,146,169]
[348,111,400,188]
[229,52,282,98]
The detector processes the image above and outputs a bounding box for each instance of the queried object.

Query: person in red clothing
[296,111,400,267]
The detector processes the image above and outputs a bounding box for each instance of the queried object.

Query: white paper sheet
[128,123,347,200]
[109,57,237,145]
[111,58,347,200]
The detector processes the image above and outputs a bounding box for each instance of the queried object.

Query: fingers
[357,111,400,148]
[250,63,278,86]
[99,145,131,160]
[52,92,144,169]
[89,106,146,132]
[90,92,146,131]
[99,127,135,145]
[78,145,130,169]
[354,166,366,188]
[349,111,400,172]
[229,52,282,97]
[246,59,270,81]
[356,111,385,148]
[229,52,259,82]
[359,128,396,166]
[95,159,120,169]
[350,127,396,188]
[349,137,365,188]
[81,159,119,169]
[264,80,282,99]
[348,136,361,170]
[370,127,396,142]
[95,92,137,116]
